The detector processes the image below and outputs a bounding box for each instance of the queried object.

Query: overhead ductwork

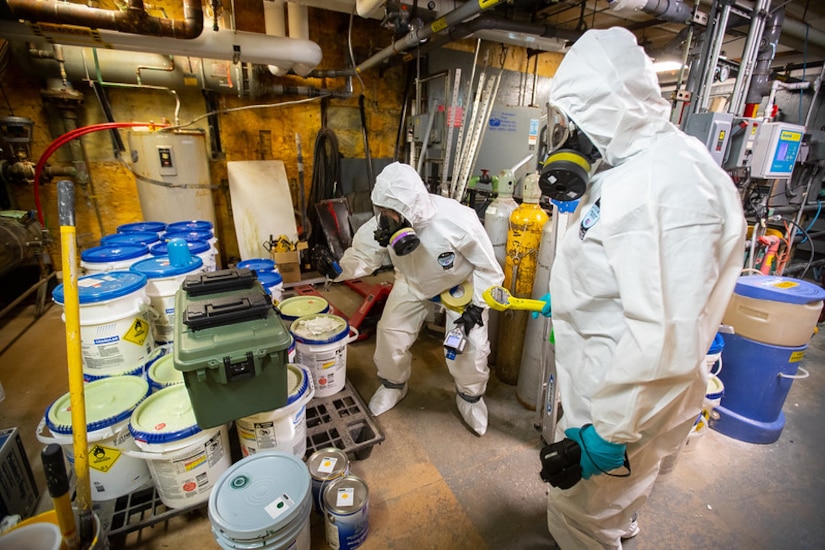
[6,0,204,39]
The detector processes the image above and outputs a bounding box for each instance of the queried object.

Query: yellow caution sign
[88,444,121,473]
[123,318,149,346]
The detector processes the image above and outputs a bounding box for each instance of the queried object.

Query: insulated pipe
[7,0,203,39]
[728,0,772,116]
[744,6,784,115]
[607,0,693,24]
[264,0,288,76]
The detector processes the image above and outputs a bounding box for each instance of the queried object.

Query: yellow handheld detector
[483,285,548,312]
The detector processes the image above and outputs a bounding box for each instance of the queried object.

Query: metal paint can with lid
[307,447,350,514]
[323,475,369,550]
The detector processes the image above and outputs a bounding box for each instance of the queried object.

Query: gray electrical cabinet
[682,112,733,166]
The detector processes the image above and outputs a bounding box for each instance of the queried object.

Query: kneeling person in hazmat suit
[534,28,746,547]
[330,162,504,436]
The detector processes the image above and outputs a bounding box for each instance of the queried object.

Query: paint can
[307,448,350,514]
[323,475,369,550]
[290,314,357,397]
[277,295,329,326]
[80,244,151,274]
[53,271,156,380]
[235,364,315,458]
[209,452,312,550]
[128,384,232,509]
[36,375,152,501]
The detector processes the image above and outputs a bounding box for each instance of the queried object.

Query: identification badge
[579,198,601,239]
[437,251,455,269]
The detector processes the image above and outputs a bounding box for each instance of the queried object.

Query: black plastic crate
[304,380,385,461]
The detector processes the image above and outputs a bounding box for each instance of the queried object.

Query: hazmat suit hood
[549,27,671,167]
[371,162,437,227]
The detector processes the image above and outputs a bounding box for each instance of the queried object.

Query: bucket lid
[163,229,213,243]
[46,375,149,434]
[118,221,166,234]
[257,270,283,290]
[285,364,311,404]
[129,385,200,444]
[307,447,349,481]
[209,452,310,541]
[150,239,210,256]
[237,258,276,273]
[734,275,825,305]
[322,475,369,515]
[101,231,160,247]
[130,254,203,278]
[278,296,329,319]
[53,271,148,304]
[290,314,349,345]
[707,332,725,354]
[167,220,213,233]
[81,244,149,263]
[147,354,184,387]
[706,375,724,400]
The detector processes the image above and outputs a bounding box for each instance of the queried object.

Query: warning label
[88,444,121,473]
[123,318,150,346]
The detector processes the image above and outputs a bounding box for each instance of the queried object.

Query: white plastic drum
[290,314,357,398]
[80,244,151,275]
[236,364,315,458]
[209,452,313,550]
[149,239,213,273]
[130,239,204,344]
[128,385,232,509]
[53,271,156,380]
[167,220,219,272]
[146,352,184,393]
[37,376,152,501]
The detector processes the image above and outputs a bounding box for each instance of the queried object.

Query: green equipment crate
[0,427,40,520]
[174,269,292,429]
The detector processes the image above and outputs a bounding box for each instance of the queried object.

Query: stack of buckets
[710,275,825,444]
[683,333,726,452]
[289,313,358,398]
[238,257,284,304]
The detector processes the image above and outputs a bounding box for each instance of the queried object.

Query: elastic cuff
[457,390,482,403]
[379,378,406,390]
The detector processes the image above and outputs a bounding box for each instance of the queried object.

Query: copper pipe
[7,0,203,40]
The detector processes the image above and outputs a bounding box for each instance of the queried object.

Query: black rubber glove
[454,303,484,336]
[311,245,342,280]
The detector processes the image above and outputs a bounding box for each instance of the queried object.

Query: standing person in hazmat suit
[533,28,745,548]
[329,162,504,436]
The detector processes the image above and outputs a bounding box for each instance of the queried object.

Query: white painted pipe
[264,0,288,76]
[287,2,312,76]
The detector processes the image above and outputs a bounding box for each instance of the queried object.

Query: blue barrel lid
[257,270,283,287]
[81,244,149,263]
[131,255,203,278]
[101,231,160,247]
[163,229,213,243]
[117,221,166,234]
[150,239,210,256]
[167,220,213,233]
[733,275,825,305]
[238,258,276,272]
[708,332,725,354]
[53,271,148,304]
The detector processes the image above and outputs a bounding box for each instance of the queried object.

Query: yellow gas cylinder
[496,172,549,385]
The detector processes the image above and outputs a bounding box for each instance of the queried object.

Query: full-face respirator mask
[538,104,602,202]
[374,209,420,256]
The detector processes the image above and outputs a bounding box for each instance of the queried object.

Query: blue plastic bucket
[238,257,277,273]
[81,244,151,274]
[710,332,807,444]
[258,270,284,303]
[101,231,160,247]
[118,221,166,234]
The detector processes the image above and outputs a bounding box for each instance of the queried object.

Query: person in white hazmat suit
[533,28,746,548]
[332,162,504,436]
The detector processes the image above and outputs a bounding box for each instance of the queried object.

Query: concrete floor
[1,273,824,549]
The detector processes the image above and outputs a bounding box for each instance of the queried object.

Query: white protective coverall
[335,162,504,434]
[545,28,746,548]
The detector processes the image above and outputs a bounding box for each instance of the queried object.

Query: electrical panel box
[749,122,805,179]
[471,104,543,180]
[724,118,761,170]
[683,112,733,166]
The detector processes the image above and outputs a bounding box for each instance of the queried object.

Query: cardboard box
[271,242,307,284]
[0,427,40,519]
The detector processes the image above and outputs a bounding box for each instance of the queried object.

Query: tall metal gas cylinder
[516,219,555,408]
[496,173,549,385]
[484,168,520,365]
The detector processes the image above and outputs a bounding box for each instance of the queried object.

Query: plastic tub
[258,270,284,303]
[37,375,152,501]
[290,314,358,397]
[80,244,151,274]
[53,271,156,379]
[128,384,232,509]
[278,296,330,326]
[147,352,184,392]
[236,364,315,458]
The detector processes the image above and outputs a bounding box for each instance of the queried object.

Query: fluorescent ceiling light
[651,60,684,73]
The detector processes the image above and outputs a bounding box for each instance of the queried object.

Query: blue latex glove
[531,292,552,319]
[565,425,626,480]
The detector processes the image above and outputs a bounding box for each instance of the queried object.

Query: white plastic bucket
[146,350,184,392]
[684,375,725,452]
[37,376,152,501]
[705,332,724,375]
[209,452,312,550]
[80,244,151,274]
[53,272,157,380]
[130,242,204,344]
[236,364,315,458]
[128,385,232,509]
[257,270,285,304]
[149,239,213,273]
[307,447,351,514]
[290,314,358,398]
[278,296,330,326]
[0,521,62,550]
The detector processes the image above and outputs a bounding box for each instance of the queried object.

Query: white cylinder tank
[127,129,216,226]
[484,169,519,266]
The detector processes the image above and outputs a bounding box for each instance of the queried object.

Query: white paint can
[307,447,350,514]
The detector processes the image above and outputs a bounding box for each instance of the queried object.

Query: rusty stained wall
[0,0,563,268]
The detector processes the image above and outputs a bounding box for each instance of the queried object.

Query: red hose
[34,122,168,226]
